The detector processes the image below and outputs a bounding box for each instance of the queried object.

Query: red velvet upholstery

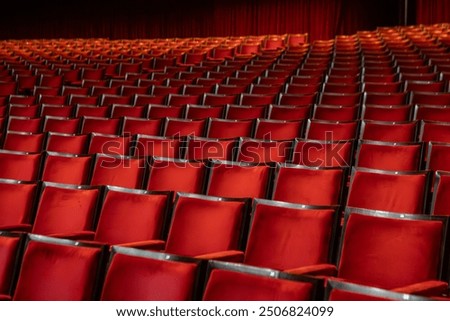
[32,183,100,236]
[0,232,23,295]
[88,134,131,156]
[313,105,359,121]
[203,264,315,301]
[225,105,266,120]
[431,171,450,215]
[147,158,206,195]
[185,137,236,161]
[362,104,413,122]
[6,116,42,133]
[0,180,36,231]
[81,116,121,135]
[273,164,344,206]
[415,105,450,122]
[237,138,293,163]
[356,141,422,171]
[337,211,446,290]
[306,120,358,140]
[45,133,89,154]
[268,105,311,121]
[13,235,105,300]
[111,104,147,119]
[147,105,184,119]
[90,154,146,189]
[318,92,362,106]
[164,193,247,257]
[163,118,206,137]
[207,118,254,139]
[133,135,182,158]
[427,143,450,172]
[121,118,162,136]
[206,160,271,199]
[0,151,42,181]
[42,116,81,134]
[185,105,224,119]
[41,152,93,185]
[361,120,418,142]
[420,121,450,144]
[347,168,429,214]
[101,248,201,300]
[3,132,45,153]
[254,119,303,140]
[244,199,336,270]
[411,92,450,106]
[363,92,409,105]
[291,139,353,167]
[95,188,170,244]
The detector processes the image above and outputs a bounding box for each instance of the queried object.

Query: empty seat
[305,119,359,140]
[121,117,162,136]
[0,150,42,181]
[207,118,254,139]
[419,121,450,144]
[291,138,354,167]
[430,171,450,216]
[253,119,303,140]
[163,118,206,137]
[361,104,413,121]
[0,232,24,297]
[2,132,45,153]
[80,116,122,135]
[45,133,89,154]
[40,152,93,185]
[88,133,131,156]
[185,136,236,161]
[237,138,293,163]
[360,120,418,142]
[42,116,81,134]
[132,135,182,158]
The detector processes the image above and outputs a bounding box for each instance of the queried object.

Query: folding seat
[0,150,42,181]
[42,116,81,134]
[184,105,224,119]
[16,75,38,94]
[317,92,362,107]
[120,85,150,97]
[40,104,73,117]
[8,104,40,117]
[182,84,214,96]
[110,104,147,118]
[39,74,63,88]
[31,182,101,237]
[90,154,146,189]
[0,82,17,96]
[2,131,45,153]
[74,104,110,118]
[202,261,320,301]
[146,157,207,195]
[143,192,249,259]
[291,139,354,167]
[121,117,162,136]
[355,140,423,171]
[272,163,345,206]
[117,62,142,77]
[284,83,322,95]
[205,160,271,199]
[0,232,25,298]
[80,67,106,82]
[100,94,132,107]
[253,118,303,140]
[363,92,409,106]
[132,135,182,158]
[68,94,99,106]
[101,246,203,300]
[45,132,89,154]
[166,94,202,107]
[419,121,450,144]
[430,171,450,216]
[0,179,38,231]
[163,118,206,137]
[322,82,361,94]
[277,93,317,106]
[312,105,359,121]
[410,92,450,106]
[267,105,311,121]
[426,142,450,173]
[202,93,237,106]
[248,84,283,95]
[133,94,166,106]
[7,234,107,300]
[6,116,42,133]
[151,85,180,97]
[346,167,430,214]
[289,75,323,85]
[362,74,399,83]
[147,105,184,119]
[241,199,338,272]
[224,105,266,120]
[87,133,131,156]
[361,104,413,121]
[195,77,222,86]
[305,119,359,141]
[61,85,89,97]
[40,152,93,186]
[414,105,450,122]
[184,136,236,161]
[362,81,403,93]
[80,116,122,135]
[360,120,419,142]
[237,138,293,163]
[238,93,276,106]
[325,280,431,301]
[256,76,287,86]
[404,80,446,93]
[299,208,449,296]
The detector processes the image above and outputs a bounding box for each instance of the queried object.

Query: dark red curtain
[0,0,401,41]
[416,0,450,24]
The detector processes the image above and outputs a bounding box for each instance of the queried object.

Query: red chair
[31,182,101,237]
[360,120,418,142]
[100,246,203,300]
[9,234,107,300]
[80,116,122,135]
[6,116,42,133]
[2,132,45,153]
[361,104,413,121]
[347,167,430,214]
[185,136,236,161]
[132,134,182,158]
[110,104,147,118]
[205,160,272,199]
[147,105,184,119]
[419,121,450,144]
[121,117,162,136]
[291,138,354,167]
[88,133,132,156]
[45,133,89,154]
[253,119,303,140]
[363,92,409,106]
[414,105,450,122]
[430,171,450,216]
[312,105,360,121]
[318,92,362,106]
[90,154,146,189]
[42,116,81,134]
[224,105,267,120]
[267,105,311,120]
[272,163,345,206]
[0,232,25,298]
[40,152,93,186]
[184,105,224,119]
[163,118,206,137]
[355,140,423,171]
[0,150,42,181]
[202,261,321,301]
[237,138,293,163]
[410,92,450,106]
[243,199,338,271]
[206,118,254,139]
[146,157,207,195]
[305,119,359,140]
